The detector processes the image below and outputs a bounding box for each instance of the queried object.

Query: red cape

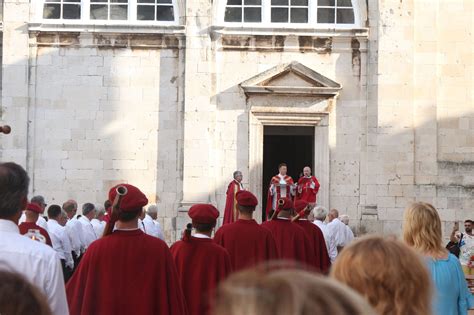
[170,237,232,315]
[295,176,320,203]
[265,175,294,218]
[261,218,312,267]
[223,180,242,225]
[66,229,186,315]
[294,219,331,274]
[215,219,278,272]
[18,222,52,246]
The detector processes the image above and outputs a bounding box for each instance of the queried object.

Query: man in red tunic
[292,199,331,274]
[266,163,296,219]
[66,184,186,315]
[261,198,313,267]
[215,190,278,272]
[171,204,232,315]
[295,166,320,205]
[223,171,244,224]
[18,203,52,246]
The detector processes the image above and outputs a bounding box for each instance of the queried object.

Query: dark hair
[465,220,473,224]
[47,205,62,219]
[0,270,52,315]
[237,204,255,213]
[0,162,30,219]
[82,203,95,216]
[278,163,287,169]
[104,200,112,209]
[193,222,216,233]
[118,209,141,222]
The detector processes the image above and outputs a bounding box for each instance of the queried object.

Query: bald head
[328,208,339,222]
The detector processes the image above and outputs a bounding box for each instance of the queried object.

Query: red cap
[188,204,219,224]
[280,198,294,211]
[236,190,258,207]
[26,203,43,214]
[108,184,148,212]
[294,200,309,212]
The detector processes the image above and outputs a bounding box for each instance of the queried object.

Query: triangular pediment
[240,61,341,97]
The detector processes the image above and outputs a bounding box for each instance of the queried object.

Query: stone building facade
[1,0,472,241]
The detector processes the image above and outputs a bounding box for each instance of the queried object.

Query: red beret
[236,190,258,207]
[26,203,43,214]
[280,198,294,210]
[108,184,148,212]
[294,200,309,212]
[188,204,219,224]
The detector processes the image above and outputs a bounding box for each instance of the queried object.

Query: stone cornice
[28,23,185,35]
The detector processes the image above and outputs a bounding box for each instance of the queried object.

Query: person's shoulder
[11,234,58,260]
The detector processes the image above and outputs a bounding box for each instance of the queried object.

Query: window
[40,0,179,24]
[137,0,175,21]
[90,0,128,20]
[43,0,81,20]
[224,0,262,23]
[317,0,354,24]
[271,0,308,23]
[220,0,359,27]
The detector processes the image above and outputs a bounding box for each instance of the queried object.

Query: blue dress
[427,254,474,315]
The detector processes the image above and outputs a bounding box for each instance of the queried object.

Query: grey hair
[312,206,328,221]
[95,206,105,218]
[147,204,158,214]
[340,214,350,224]
[82,203,96,216]
[233,171,242,179]
[31,195,45,205]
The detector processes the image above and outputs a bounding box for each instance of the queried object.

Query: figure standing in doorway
[223,171,244,225]
[295,166,320,205]
[266,163,295,219]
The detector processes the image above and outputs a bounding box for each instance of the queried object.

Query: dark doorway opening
[262,126,314,221]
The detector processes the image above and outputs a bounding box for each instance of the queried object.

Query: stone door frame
[249,110,330,222]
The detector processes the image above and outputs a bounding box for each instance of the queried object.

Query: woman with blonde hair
[213,264,377,315]
[331,235,432,315]
[403,202,473,315]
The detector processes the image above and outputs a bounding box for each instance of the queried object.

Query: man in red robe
[223,171,244,224]
[66,184,186,315]
[261,198,313,267]
[292,199,331,274]
[295,166,320,204]
[266,163,296,219]
[18,203,52,246]
[171,204,232,315]
[215,190,278,272]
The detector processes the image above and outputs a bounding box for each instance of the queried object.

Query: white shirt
[47,219,74,269]
[154,220,165,241]
[0,219,69,315]
[19,212,49,231]
[344,224,355,244]
[79,216,98,249]
[314,219,338,263]
[65,217,85,256]
[327,218,351,248]
[90,218,105,239]
[142,214,163,240]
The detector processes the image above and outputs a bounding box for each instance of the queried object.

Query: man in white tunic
[339,214,355,243]
[63,199,85,266]
[0,162,69,315]
[312,206,338,263]
[144,204,165,240]
[91,207,106,238]
[47,205,74,281]
[79,203,98,249]
[327,208,353,253]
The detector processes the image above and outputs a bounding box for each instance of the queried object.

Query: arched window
[220,0,361,28]
[40,0,179,24]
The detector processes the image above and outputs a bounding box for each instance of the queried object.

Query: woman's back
[427,253,473,315]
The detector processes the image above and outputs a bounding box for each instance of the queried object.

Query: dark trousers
[60,259,73,283]
[72,251,83,272]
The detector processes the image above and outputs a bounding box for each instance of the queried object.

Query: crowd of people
[0,161,473,315]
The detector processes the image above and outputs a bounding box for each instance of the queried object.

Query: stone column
[1,0,30,165]
[179,0,216,209]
